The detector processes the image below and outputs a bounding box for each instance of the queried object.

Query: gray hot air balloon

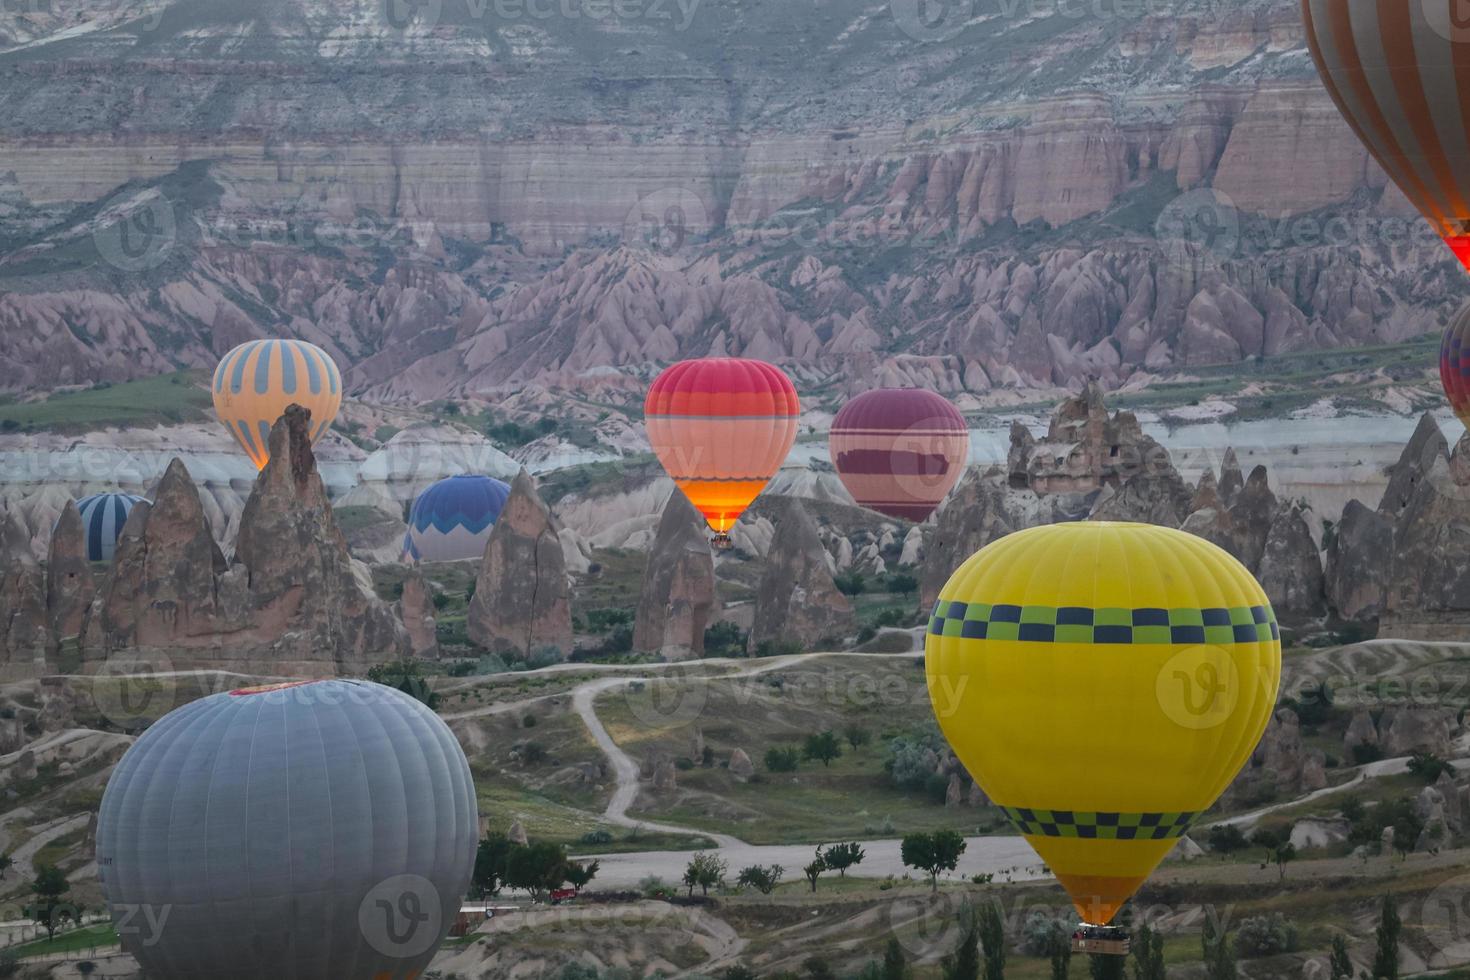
[96,679,478,980]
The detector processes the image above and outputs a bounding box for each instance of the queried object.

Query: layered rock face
[748,499,852,654]
[467,470,573,662]
[81,407,410,674]
[44,502,95,649]
[632,491,717,662]
[0,510,48,678]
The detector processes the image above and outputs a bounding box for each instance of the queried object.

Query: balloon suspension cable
[1070,923,1131,957]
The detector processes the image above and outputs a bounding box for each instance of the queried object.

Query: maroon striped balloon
[829,388,970,522]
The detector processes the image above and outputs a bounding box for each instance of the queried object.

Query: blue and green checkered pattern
[927,601,1279,645]
[999,805,1198,840]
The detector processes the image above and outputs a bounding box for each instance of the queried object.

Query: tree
[1201,909,1235,980]
[901,830,967,893]
[564,859,599,894]
[1372,894,1399,980]
[822,841,865,877]
[1132,923,1164,980]
[835,570,866,596]
[1407,751,1452,783]
[1249,828,1296,880]
[942,906,981,980]
[765,746,801,773]
[683,852,728,897]
[1087,955,1123,980]
[977,900,1006,980]
[0,853,10,879]
[366,660,440,709]
[1205,823,1248,856]
[504,841,569,900]
[887,573,919,596]
[805,956,836,980]
[1045,924,1071,980]
[473,833,513,897]
[804,731,843,767]
[843,724,872,750]
[736,864,784,895]
[882,938,909,980]
[29,865,71,942]
[803,848,828,892]
[1329,934,1353,979]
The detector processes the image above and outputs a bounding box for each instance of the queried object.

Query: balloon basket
[711,532,734,551]
[1071,924,1130,957]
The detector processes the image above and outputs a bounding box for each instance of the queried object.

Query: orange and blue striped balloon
[212,339,343,469]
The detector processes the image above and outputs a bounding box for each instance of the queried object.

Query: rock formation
[632,491,717,662]
[1381,452,1470,639]
[748,499,853,654]
[467,469,573,662]
[1325,500,1393,622]
[231,406,411,670]
[83,408,411,673]
[1217,449,1245,507]
[921,469,1019,611]
[1227,707,1325,804]
[1381,707,1457,758]
[45,502,94,650]
[83,461,232,661]
[397,570,439,659]
[1380,412,1448,519]
[1343,709,1378,756]
[1014,382,1174,497]
[1256,502,1325,615]
[729,748,754,779]
[0,510,48,678]
[1227,466,1278,572]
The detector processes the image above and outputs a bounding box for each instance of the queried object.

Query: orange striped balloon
[1303,1,1470,270]
[644,358,799,546]
[212,339,343,469]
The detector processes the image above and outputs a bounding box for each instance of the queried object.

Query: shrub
[1352,742,1384,765]
[1233,914,1298,958]
[765,746,800,773]
[834,570,866,596]
[580,830,614,846]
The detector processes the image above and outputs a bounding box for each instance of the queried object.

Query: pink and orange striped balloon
[644,358,799,545]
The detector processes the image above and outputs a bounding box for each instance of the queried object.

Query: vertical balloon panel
[213,339,344,469]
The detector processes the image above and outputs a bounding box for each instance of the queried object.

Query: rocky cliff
[0,0,1462,404]
[632,490,717,663]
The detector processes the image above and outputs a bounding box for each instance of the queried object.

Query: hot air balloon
[72,492,146,562]
[96,679,478,980]
[644,358,799,548]
[1302,1,1470,271]
[925,522,1280,938]
[1444,304,1470,429]
[829,388,969,522]
[213,339,343,469]
[404,474,512,563]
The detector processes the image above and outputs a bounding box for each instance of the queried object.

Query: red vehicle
[549,888,578,905]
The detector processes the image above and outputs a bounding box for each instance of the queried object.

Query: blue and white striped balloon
[74,492,147,562]
[405,475,511,563]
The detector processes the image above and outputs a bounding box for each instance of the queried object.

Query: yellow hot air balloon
[212,339,343,469]
[925,522,1280,928]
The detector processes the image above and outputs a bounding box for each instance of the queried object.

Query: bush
[1234,914,1298,958]
[886,573,918,595]
[1018,912,1070,956]
[1408,751,1452,783]
[705,621,748,657]
[765,746,800,773]
[1352,743,1385,765]
[1206,823,1249,855]
[834,570,866,596]
[580,830,614,846]
[522,714,538,728]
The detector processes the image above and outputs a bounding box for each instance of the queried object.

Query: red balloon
[1443,306,1470,430]
[829,388,970,522]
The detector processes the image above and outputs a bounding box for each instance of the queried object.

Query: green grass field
[0,370,212,433]
[9,923,119,959]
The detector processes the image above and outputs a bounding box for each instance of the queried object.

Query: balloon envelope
[644,358,799,539]
[925,522,1280,925]
[1443,304,1470,430]
[73,492,147,562]
[96,679,478,980]
[213,339,343,469]
[829,388,969,521]
[405,474,512,563]
[1302,0,1470,270]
